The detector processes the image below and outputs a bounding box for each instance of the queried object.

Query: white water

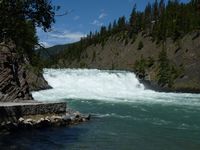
[33,69,200,106]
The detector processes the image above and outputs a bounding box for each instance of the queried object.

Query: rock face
[0,43,33,102]
[26,69,51,91]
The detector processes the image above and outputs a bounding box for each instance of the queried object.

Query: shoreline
[140,79,200,94]
[0,101,90,131]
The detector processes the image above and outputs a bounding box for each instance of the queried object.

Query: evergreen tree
[117,16,126,29]
[158,48,171,86]
[0,0,55,60]
[129,4,137,28]
[144,2,152,32]
[153,0,159,23]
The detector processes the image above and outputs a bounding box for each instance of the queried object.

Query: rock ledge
[0,102,90,131]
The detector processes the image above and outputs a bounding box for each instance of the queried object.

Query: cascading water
[33,69,145,101]
[33,69,200,106]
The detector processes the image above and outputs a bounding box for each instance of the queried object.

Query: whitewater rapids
[32,69,200,106]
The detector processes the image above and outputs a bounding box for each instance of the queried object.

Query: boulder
[18,117,24,123]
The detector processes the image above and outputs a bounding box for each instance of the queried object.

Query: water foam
[32,69,200,106]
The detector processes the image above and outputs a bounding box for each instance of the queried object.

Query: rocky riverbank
[0,102,90,131]
[0,110,90,132]
[140,79,200,94]
[0,43,90,132]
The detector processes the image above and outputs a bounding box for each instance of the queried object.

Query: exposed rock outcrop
[0,43,33,102]
[26,69,51,91]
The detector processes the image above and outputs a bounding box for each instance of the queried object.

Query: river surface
[1,69,200,150]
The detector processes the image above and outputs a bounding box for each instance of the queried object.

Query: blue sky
[37,0,189,47]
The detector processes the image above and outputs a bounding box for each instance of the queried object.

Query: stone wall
[0,102,91,131]
[0,102,67,123]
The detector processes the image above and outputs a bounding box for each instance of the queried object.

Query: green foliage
[157,48,183,87]
[138,41,144,50]
[17,21,38,64]
[0,0,56,70]
[111,63,115,70]
[157,49,171,86]
[124,38,129,45]
[0,0,55,42]
[80,61,87,68]
[147,57,155,68]
[134,56,147,75]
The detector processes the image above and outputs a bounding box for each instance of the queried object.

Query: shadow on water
[0,125,90,150]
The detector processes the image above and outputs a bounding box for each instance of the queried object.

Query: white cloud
[91,11,107,27]
[39,41,51,48]
[37,27,86,47]
[49,30,86,42]
[73,16,80,21]
[91,20,103,27]
[98,13,107,19]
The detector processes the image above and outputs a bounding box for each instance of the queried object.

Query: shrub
[138,41,144,50]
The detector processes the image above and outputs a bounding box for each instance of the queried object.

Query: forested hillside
[42,0,200,92]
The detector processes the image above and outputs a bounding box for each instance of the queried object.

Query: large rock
[26,68,51,91]
[0,43,33,102]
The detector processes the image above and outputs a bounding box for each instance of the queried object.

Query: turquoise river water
[0,69,200,150]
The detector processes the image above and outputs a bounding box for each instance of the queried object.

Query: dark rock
[18,117,24,123]
[0,43,33,102]
[26,69,52,92]
[62,114,71,122]
[37,118,51,128]
[85,114,91,120]
[0,42,51,102]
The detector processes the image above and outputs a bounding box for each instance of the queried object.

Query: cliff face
[26,69,51,92]
[55,32,200,92]
[0,44,33,101]
[0,43,50,102]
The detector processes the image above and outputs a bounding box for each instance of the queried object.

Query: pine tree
[118,16,126,29]
[144,2,152,32]
[129,4,137,28]
[158,48,171,86]
[0,0,55,60]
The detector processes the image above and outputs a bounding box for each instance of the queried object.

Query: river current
[1,69,200,150]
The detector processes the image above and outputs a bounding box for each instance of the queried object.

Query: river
[1,69,200,150]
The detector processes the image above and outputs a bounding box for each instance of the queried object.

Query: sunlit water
[1,69,200,150]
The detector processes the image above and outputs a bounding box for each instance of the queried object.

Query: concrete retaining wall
[0,102,67,123]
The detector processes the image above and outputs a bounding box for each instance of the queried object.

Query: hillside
[46,31,200,93]
[37,44,70,59]
[43,0,200,93]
